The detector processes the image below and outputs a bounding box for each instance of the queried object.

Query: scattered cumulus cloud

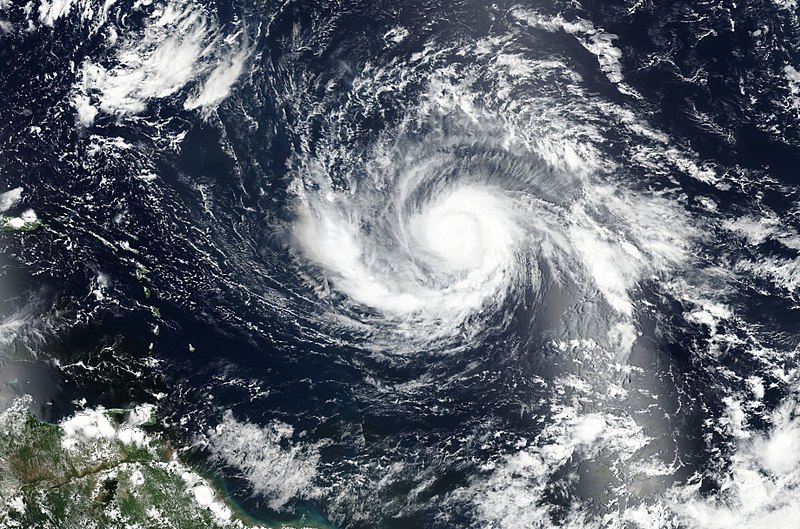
[206,411,320,510]
[184,35,252,116]
[71,0,251,125]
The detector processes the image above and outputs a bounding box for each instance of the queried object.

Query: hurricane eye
[293,175,527,349]
[411,187,512,273]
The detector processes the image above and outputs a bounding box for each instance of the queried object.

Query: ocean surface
[2,0,800,527]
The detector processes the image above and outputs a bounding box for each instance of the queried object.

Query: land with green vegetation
[0,213,41,231]
[0,399,325,529]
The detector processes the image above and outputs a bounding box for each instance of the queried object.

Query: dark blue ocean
[2,0,800,527]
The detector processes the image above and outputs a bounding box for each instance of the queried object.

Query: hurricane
[2,0,800,528]
[284,32,697,361]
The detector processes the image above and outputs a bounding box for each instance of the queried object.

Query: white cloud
[73,94,98,126]
[184,36,251,115]
[0,187,23,213]
[737,256,800,295]
[206,411,320,510]
[669,396,800,529]
[74,1,249,121]
[511,10,638,96]
[38,0,77,26]
[81,4,212,116]
[446,409,648,529]
[753,405,800,476]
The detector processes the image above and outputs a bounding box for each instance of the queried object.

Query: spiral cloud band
[287,50,696,357]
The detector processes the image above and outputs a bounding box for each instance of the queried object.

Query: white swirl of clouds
[275,17,800,524]
[286,35,701,354]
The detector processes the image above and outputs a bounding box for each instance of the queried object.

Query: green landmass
[0,215,41,231]
[0,400,326,529]
[135,267,150,281]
